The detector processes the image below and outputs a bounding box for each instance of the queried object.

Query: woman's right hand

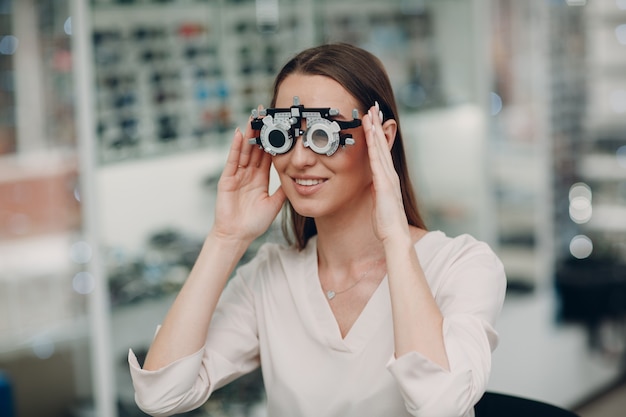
[211,122,286,244]
[142,121,284,373]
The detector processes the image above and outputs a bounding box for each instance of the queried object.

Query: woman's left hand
[364,104,450,369]
[363,102,410,244]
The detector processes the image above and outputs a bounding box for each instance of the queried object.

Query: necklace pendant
[326,290,336,300]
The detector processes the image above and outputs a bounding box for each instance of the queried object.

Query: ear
[381,119,397,151]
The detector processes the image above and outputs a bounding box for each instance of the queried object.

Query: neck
[315,203,384,270]
[315,217,386,301]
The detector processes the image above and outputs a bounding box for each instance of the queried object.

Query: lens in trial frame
[267,130,285,147]
[311,129,329,148]
[258,116,294,155]
[303,119,341,156]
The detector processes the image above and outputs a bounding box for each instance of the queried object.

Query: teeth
[295,178,324,186]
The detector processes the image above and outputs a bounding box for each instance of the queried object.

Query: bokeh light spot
[73,271,95,295]
[490,92,503,116]
[0,35,19,55]
[64,17,72,36]
[570,235,593,259]
[32,335,55,360]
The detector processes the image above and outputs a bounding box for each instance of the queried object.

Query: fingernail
[368,110,372,119]
[375,101,380,111]
[379,110,384,121]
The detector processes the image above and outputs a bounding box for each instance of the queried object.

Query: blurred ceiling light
[569,196,592,224]
[73,271,96,295]
[64,16,72,36]
[490,92,503,116]
[566,0,587,5]
[32,335,55,360]
[569,183,592,224]
[0,35,19,55]
[569,182,592,201]
[570,235,593,259]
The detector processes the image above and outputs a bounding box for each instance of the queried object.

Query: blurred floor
[575,379,626,417]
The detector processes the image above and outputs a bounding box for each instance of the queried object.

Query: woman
[129,43,506,417]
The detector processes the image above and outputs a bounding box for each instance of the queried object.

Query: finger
[258,147,273,172]
[363,110,380,163]
[243,104,265,141]
[243,106,266,168]
[248,135,265,168]
[372,122,395,178]
[365,110,397,191]
[365,109,390,170]
[238,125,254,168]
[268,185,286,210]
[371,104,392,156]
[368,107,396,173]
[375,100,384,125]
[243,111,258,144]
[224,127,245,176]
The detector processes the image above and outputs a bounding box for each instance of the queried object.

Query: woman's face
[272,73,372,220]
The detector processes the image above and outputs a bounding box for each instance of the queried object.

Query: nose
[289,134,317,167]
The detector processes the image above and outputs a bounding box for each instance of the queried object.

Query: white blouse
[129,231,507,417]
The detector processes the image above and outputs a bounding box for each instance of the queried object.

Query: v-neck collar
[299,236,391,352]
[289,232,442,353]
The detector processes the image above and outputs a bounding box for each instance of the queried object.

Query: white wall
[403,105,495,244]
[96,147,227,251]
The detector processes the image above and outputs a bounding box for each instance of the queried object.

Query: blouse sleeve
[128,256,264,417]
[387,237,506,417]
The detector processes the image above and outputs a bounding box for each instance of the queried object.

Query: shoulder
[416,230,506,293]
[417,230,500,264]
[233,239,314,284]
[222,239,316,305]
[250,239,314,265]
[237,241,298,273]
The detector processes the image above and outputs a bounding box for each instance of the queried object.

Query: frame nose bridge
[291,115,308,140]
[290,128,318,163]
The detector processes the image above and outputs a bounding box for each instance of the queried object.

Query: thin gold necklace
[324,259,383,300]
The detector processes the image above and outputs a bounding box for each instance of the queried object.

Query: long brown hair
[271,43,426,250]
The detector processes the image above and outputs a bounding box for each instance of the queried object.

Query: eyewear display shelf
[91,0,311,166]
[554,2,626,363]
[488,0,553,296]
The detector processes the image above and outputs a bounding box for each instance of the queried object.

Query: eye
[310,128,330,148]
[304,119,341,156]
[257,115,294,155]
[268,129,288,148]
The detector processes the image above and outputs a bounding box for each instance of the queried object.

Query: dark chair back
[475,392,580,417]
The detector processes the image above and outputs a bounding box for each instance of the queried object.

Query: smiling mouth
[294,178,326,186]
